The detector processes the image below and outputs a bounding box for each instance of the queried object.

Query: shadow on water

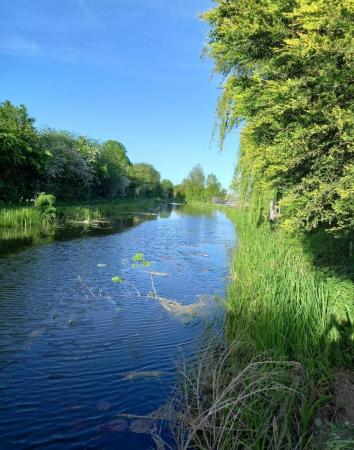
[0,214,157,256]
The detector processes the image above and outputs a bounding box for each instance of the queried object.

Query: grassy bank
[226,209,353,369]
[165,205,353,449]
[0,198,159,230]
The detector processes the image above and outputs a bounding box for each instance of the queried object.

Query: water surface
[0,205,235,449]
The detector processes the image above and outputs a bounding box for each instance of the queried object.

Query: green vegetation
[203,0,353,238]
[112,276,125,283]
[165,1,354,448]
[0,100,175,205]
[131,252,151,267]
[176,164,225,202]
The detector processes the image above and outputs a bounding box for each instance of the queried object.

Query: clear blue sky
[0,0,240,188]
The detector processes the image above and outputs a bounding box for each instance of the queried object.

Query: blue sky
[0,0,240,187]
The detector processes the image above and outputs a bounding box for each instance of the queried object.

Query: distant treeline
[0,100,174,203]
[175,164,226,203]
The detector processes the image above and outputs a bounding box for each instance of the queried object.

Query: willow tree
[203,0,354,236]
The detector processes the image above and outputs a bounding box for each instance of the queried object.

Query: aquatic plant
[112,276,124,283]
[131,252,152,268]
[132,252,145,262]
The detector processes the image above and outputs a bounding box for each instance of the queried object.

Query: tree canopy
[203,0,354,236]
[0,101,168,204]
[181,164,225,202]
[0,101,48,202]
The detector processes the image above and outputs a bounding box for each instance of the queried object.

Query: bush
[34,192,57,219]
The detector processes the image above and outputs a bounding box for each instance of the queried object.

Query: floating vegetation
[123,370,166,381]
[158,298,204,317]
[132,252,144,262]
[112,276,125,283]
[131,252,152,268]
[129,418,154,434]
[97,400,112,412]
[97,263,106,268]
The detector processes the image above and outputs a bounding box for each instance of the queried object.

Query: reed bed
[226,208,353,368]
[0,199,157,230]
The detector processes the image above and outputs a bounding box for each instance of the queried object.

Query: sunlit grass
[226,208,353,369]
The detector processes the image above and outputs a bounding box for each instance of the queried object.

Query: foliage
[34,192,56,219]
[160,179,174,199]
[112,276,125,283]
[203,0,354,236]
[40,129,95,201]
[131,252,151,267]
[94,140,131,198]
[0,101,166,204]
[0,100,48,203]
[181,165,225,202]
[131,163,161,198]
[205,173,226,200]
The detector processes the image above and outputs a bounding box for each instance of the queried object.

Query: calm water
[0,205,235,450]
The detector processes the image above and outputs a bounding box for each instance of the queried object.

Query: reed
[226,208,353,370]
[0,199,158,230]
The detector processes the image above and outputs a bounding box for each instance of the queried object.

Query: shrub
[34,192,57,219]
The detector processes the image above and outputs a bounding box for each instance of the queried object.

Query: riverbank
[0,198,161,230]
[168,205,353,449]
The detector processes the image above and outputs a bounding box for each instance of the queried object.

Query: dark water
[0,205,235,450]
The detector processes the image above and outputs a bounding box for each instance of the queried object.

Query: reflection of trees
[0,212,157,254]
[173,204,216,218]
[159,204,173,219]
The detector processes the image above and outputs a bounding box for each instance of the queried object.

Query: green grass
[0,198,158,230]
[165,204,353,449]
[225,208,353,369]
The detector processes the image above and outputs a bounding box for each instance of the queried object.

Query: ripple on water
[0,206,235,449]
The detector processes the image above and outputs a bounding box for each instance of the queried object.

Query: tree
[94,140,131,198]
[160,179,174,199]
[40,130,94,201]
[131,163,161,198]
[0,100,47,202]
[182,164,206,201]
[205,173,225,201]
[203,0,354,236]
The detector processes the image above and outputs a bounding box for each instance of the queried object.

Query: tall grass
[226,208,353,369]
[0,199,158,230]
[0,206,44,228]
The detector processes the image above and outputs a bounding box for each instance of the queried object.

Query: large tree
[182,164,206,201]
[0,100,47,202]
[94,140,131,198]
[132,163,161,198]
[203,0,354,236]
[160,179,174,199]
[205,173,225,200]
[40,130,95,201]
